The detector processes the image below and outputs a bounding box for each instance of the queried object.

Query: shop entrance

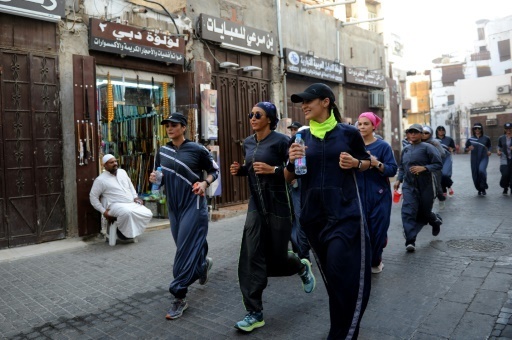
[0,50,66,248]
[212,74,270,207]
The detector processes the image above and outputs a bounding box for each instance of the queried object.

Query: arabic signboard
[89,18,186,65]
[284,48,344,83]
[470,105,506,114]
[199,13,277,55]
[345,67,385,88]
[0,0,65,22]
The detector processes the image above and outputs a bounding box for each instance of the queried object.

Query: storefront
[74,19,187,236]
[198,14,276,207]
[284,48,344,125]
[0,2,66,249]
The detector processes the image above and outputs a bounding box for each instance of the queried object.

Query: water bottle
[151,167,162,199]
[294,134,307,175]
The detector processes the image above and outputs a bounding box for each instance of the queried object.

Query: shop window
[96,75,195,199]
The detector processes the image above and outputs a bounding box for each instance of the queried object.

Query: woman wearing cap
[435,126,456,196]
[497,122,512,195]
[394,124,443,252]
[421,126,446,208]
[285,83,371,339]
[230,102,315,333]
[149,112,219,320]
[356,112,397,274]
[465,122,492,195]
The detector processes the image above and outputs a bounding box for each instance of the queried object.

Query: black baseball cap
[291,83,335,103]
[161,112,187,126]
[287,121,303,129]
[406,124,423,133]
[505,122,512,129]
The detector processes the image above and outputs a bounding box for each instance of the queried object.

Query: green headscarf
[309,110,337,139]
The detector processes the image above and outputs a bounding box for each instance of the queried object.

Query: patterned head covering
[255,102,279,130]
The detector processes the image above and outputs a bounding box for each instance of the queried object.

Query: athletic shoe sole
[165,303,188,320]
[234,320,265,332]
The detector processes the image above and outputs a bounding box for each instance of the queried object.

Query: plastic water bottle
[151,167,162,199]
[294,134,307,175]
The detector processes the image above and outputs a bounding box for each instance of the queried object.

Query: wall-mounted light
[220,43,261,56]
[219,62,240,69]
[132,7,148,13]
[242,66,262,72]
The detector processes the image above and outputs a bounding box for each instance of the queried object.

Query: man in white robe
[90,154,152,239]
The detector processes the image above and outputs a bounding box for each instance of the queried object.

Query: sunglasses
[422,132,431,135]
[473,127,482,130]
[248,112,264,119]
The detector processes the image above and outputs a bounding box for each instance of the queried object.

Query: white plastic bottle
[152,167,162,199]
[294,134,307,175]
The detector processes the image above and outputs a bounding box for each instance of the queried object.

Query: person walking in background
[356,112,398,274]
[286,83,372,339]
[421,126,446,209]
[149,112,219,320]
[497,122,512,195]
[230,102,315,333]
[465,122,492,196]
[90,154,152,242]
[435,126,456,196]
[287,121,311,263]
[394,124,443,253]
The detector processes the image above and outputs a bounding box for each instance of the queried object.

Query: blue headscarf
[255,101,279,130]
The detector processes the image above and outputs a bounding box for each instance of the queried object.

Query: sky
[383,0,512,70]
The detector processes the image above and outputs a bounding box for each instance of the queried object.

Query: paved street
[1,153,512,339]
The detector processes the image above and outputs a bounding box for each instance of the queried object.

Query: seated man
[90,154,152,241]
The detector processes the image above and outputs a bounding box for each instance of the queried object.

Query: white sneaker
[371,262,384,274]
[439,200,445,210]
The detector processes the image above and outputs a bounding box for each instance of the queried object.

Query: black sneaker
[478,191,482,196]
[406,243,415,252]
[482,189,486,196]
[165,298,188,320]
[199,257,213,285]
[503,188,508,195]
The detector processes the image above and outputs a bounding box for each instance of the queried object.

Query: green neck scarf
[310,110,337,139]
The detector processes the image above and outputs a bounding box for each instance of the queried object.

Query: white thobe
[90,169,152,238]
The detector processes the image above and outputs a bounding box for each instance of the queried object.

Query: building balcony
[470,51,491,61]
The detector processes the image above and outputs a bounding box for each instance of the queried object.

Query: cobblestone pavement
[1,154,512,339]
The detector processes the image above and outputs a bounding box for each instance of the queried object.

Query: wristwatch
[274,166,279,174]
[377,162,383,168]
[357,160,363,169]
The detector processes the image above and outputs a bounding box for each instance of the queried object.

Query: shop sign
[89,18,186,65]
[470,105,506,114]
[199,14,277,55]
[345,67,385,88]
[284,48,344,83]
[0,0,65,22]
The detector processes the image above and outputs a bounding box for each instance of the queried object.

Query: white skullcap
[102,154,115,165]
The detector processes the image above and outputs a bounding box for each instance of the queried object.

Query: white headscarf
[102,154,115,165]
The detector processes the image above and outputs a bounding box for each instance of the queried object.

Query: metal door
[212,74,270,206]
[0,51,65,248]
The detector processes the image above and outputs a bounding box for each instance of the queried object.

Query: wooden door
[0,51,65,248]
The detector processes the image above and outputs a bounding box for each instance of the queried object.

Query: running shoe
[199,257,213,285]
[503,188,508,195]
[406,243,415,252]
[165,298,188,320]
[372,262,384,274]
[299,258,316,293]
[234,312,265,332]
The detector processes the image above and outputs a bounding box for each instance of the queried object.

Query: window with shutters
[477,66,492,77]
[478,27,485,40]
[498,39,511,62]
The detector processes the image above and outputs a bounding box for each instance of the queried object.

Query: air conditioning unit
[368,91,385,108]
[486,119,498,126]
[497,85,510,95]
